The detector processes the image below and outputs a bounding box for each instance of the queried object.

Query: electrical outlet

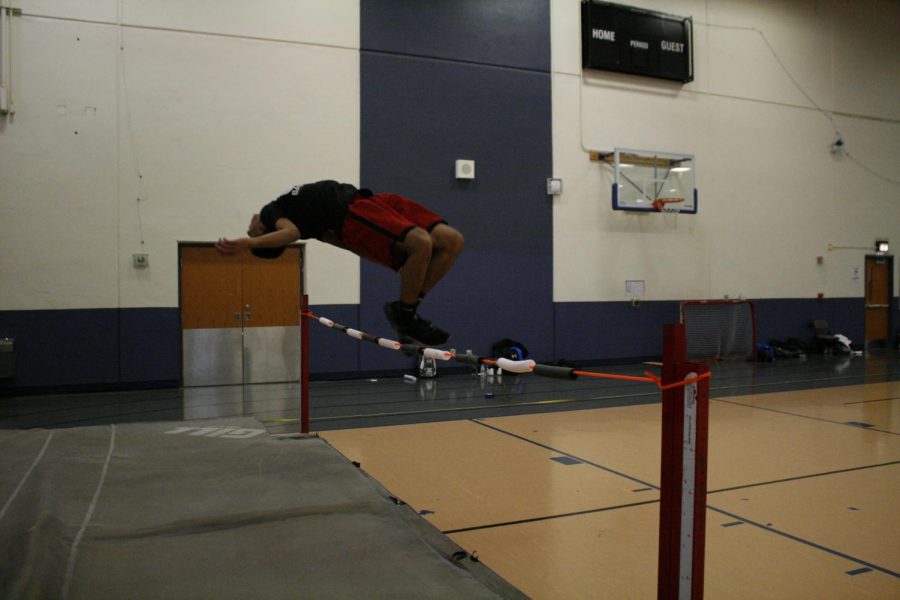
[133,253,149,268]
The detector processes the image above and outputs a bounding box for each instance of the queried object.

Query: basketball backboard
[598,148,697,213]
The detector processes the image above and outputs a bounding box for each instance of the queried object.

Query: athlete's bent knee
[400,227,433,256]
[431,225,464,256]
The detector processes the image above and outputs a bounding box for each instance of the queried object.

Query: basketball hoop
[652,197,685,213]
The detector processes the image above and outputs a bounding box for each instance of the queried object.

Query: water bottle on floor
[418,354,437,378]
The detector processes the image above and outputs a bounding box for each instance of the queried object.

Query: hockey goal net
[680,300,756,360]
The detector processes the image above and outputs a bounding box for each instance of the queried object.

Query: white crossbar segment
[496,358,535,373]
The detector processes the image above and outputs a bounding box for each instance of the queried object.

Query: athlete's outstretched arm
[215,218,299,255]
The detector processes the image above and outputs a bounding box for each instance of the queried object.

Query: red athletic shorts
[341,193,447,271]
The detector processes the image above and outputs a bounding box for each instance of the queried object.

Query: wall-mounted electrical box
[455,159,475,180]
[547,178,562,195]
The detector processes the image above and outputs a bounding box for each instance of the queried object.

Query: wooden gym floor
[2,352,899,598]
[321,375,900,599]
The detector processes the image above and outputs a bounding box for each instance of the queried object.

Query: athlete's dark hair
[251,246,286,259]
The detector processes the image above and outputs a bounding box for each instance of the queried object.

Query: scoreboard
[582,0,693,83]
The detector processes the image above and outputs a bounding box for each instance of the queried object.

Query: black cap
[251,246,286,259]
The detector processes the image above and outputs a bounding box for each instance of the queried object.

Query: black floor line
[708,460,900,494]
[469,419,659,490]
[441,498,661,535]
[843,396,899,406]
[707,506,900,579]
[464,418,900,578]
[713,397,900,436]
[445,498,900,579]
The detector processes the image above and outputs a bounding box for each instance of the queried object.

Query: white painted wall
[2,1,897,313]
[0,0,360,310]
[551,0,900,302]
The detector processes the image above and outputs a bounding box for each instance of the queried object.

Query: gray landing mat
[0,419,527,599]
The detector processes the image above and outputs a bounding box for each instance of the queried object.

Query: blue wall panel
[358,59,553,370]
[362,0,550,71]
[754,297,866,346]
[0,309,121,389]
[0,308,181,391]
[554,301,682,363]
[118,308,181,383]
[308,304,360,376]
[360,1,553,372]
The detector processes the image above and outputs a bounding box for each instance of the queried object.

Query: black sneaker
[384,301,413,332]
[384,302,450,346]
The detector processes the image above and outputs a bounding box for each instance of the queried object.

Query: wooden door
[864,256,890,344]
[242,248,302,328]
[180,245,303,385]
[240,248,302,384]
[180,247,243,329]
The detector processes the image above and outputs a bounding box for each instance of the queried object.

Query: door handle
[866,304,889,309]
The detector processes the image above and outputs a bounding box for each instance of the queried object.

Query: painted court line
[708,460,900,494]
[470,419,659,490]
[713,397,900,436]
[442,498,661,535]
[709,506,900,579]
[843,396,899,406]
[468,419,900,579]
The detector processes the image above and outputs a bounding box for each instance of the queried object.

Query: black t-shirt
[259,180,362,240]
